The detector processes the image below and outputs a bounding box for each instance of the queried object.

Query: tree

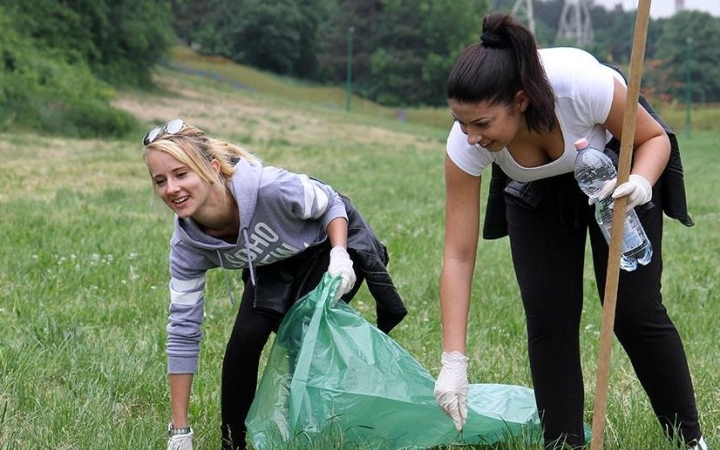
[357,0,489,106]
[652,11,720,103]
[228,0,334,78]
[171,0,217,46]
[175,0,335,78]
[89,0,176,86]
[314,0,384,89]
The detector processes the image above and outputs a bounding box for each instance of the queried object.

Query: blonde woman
[142,119,406,450]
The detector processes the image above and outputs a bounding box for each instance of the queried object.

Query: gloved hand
[589,174,652,211]
[328,246,356,304]
[167,426,194,450]
[434,351,469,431]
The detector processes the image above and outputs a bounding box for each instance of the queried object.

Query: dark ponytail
[447,13,555,134]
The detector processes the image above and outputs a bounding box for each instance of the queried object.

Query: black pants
[219,249,330,450]
[505,174,701,449]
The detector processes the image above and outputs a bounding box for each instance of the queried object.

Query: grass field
[0,59,718,450]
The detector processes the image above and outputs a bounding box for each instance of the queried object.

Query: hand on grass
[434,351,469,431]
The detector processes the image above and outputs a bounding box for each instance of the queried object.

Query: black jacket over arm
[245,194,408,334]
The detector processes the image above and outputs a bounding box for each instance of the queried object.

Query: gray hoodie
[165,158,347,373]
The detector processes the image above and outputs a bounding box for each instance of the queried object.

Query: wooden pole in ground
[590,1,653,449]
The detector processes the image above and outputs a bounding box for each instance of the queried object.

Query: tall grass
[0,64,717,450]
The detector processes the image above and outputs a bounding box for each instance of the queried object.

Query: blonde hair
[142,122,258,188]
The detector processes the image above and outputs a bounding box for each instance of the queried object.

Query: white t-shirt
[446,47,625,182]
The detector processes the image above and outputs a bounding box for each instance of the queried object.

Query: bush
[0,4,143,139]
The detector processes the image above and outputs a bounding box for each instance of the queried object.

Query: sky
[590,0,720,18]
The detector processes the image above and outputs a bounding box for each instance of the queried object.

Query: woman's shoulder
[540,47,618,98]
[540,48,584,79]
[539,47,602,71]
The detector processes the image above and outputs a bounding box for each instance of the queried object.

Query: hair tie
[480,31,508,48]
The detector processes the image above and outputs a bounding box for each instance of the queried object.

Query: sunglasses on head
[142,119,185,145]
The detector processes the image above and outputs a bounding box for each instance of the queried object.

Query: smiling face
[147,149,216,219]
[449,93,528,152]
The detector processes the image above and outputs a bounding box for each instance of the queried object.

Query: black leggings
[219,250,330,450]
[505,174,700,449]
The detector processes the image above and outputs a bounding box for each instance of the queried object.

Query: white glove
[434,351,469,431]
[328,246,356,304]
[167,427,193,450]
[589,174,652,211]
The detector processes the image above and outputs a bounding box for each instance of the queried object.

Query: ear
[515,90,529,112]
[209,158,222,174]
[208,158,225,186]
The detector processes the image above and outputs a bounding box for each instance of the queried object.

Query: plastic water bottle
[573,138,652,271]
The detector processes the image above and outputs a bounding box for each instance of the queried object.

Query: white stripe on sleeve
[299,175,329,219]
[169,276,204,305]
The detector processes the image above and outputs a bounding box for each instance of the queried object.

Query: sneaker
[689,437,708,450]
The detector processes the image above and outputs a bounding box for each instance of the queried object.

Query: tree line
[174,0,720,107]
[170,0,489,107]
[2,0,720,137]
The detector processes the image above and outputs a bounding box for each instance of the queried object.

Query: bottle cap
[574,138,589,151]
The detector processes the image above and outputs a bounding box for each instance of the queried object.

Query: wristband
[168,422,192,437]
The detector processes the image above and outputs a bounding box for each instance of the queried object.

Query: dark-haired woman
[432,13,706,450]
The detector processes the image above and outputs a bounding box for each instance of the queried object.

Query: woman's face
[146,150,214,219]
[449,96,526,152]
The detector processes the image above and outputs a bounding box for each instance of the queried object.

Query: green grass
[1,59,718,450]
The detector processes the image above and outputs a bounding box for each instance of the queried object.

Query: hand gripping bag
[246,274,542,449]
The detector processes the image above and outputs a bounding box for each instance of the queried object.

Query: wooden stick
[590,1,653,449]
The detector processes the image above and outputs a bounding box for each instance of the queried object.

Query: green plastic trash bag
[246,274,542,449]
